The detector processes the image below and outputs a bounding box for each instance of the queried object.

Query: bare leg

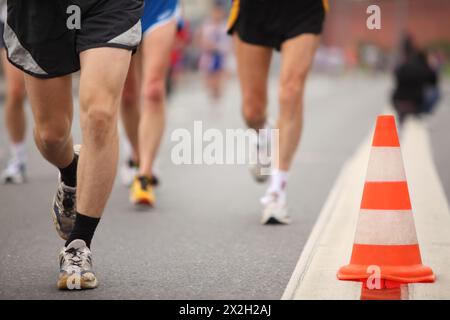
[206,71,224,101]
[1,50,26,144]
[233,35,272,130]
[24,75,74,169]
[138,21,177,177]
[121,53,141,163]
[278,34,320,171]
[77,48,131,218]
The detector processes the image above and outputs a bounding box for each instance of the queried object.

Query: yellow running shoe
[130,175,155,207]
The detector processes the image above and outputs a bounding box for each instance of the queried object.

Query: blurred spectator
[198,2,231,101]
[167,18,192,97]
[392,36,440,124]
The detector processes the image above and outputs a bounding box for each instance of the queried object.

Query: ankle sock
[65,212,100,248]
[10,142,26,163]
[268,169,288,195]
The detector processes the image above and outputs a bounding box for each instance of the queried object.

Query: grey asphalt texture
[0,73,448,299]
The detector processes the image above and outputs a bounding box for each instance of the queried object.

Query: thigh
[279,34,320,84]
[141,20,177,83]
[79,47,132,108]
[24,74,73,128]
[233,34,272,100]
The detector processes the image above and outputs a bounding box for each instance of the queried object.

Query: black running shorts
[228,0,328,51]
[4,0,144,78]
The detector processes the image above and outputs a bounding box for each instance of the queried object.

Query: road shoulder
[283,116,450,300]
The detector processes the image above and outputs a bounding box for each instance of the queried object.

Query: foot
[1,158,26,184]
[260,192,291,225]
[57,239,98,290]
[249,128,272,183]
[51,145,80,240]
[120,158,138,187]
[130,175,155,207]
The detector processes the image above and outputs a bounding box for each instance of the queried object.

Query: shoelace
[65,247,84,268]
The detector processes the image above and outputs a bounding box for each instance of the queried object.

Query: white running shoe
[57,239,98,290]
[120,159,138,187]
[260,192,291,225]
[1,158,26,184]
[249,129,272,183]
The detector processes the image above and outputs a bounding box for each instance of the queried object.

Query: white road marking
[402,118,450,299]
[282,116,450,300]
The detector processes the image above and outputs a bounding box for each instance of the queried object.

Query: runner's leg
[277,34,320,171]
[233,35,272,131]
[1,51,26,145]
[76,47,132,217]
[1,49,27,183]
[138,21,177,178]
[121,53,141,163]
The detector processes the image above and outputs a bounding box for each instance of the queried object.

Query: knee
[81,93,117,145]
[36,125,69,150]
[83,107,117,145]
[242,92,266,126]
[279,72,307,113]
[142,78,166,107]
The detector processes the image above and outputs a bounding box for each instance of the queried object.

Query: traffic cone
[337,115,435,284]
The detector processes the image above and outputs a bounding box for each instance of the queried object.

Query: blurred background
[158,0,450,85]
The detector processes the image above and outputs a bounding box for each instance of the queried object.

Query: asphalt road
[0,72,447,299]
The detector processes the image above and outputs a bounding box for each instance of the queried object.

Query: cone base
[337,264,435,284]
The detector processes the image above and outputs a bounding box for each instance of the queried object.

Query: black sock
[65,212,100,248]
[128,158,139,168]
[59,153,78,187]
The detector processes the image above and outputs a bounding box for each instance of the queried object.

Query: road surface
[0,72,448,299]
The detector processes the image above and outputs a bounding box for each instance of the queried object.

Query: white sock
[267,169,288,195]
[10,142,26,163]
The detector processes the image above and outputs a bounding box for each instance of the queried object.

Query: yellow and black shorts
[227,0,328,51]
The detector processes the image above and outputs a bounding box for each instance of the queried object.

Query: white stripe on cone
[354,210,418,245]
[366,147,406,182]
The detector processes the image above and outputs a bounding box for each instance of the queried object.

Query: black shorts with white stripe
[5,0,144,78]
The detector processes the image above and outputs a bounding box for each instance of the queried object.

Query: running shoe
[1,158,26,184]
[260,192,291,225]
[249,130,272,183]
[51,145,80,240]
[130,175,155,207]
[57,239,98,290]
[150,174,160,187]
[120,158,139,187]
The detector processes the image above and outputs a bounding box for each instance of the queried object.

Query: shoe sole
[57,274,98,290]
[2,176,26,184]
[131,197,154,209]
[262,216,291,225]
[51,197,70,240]
[51,144,81,241]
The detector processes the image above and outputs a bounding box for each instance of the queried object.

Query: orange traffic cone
[337,115,435,284]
